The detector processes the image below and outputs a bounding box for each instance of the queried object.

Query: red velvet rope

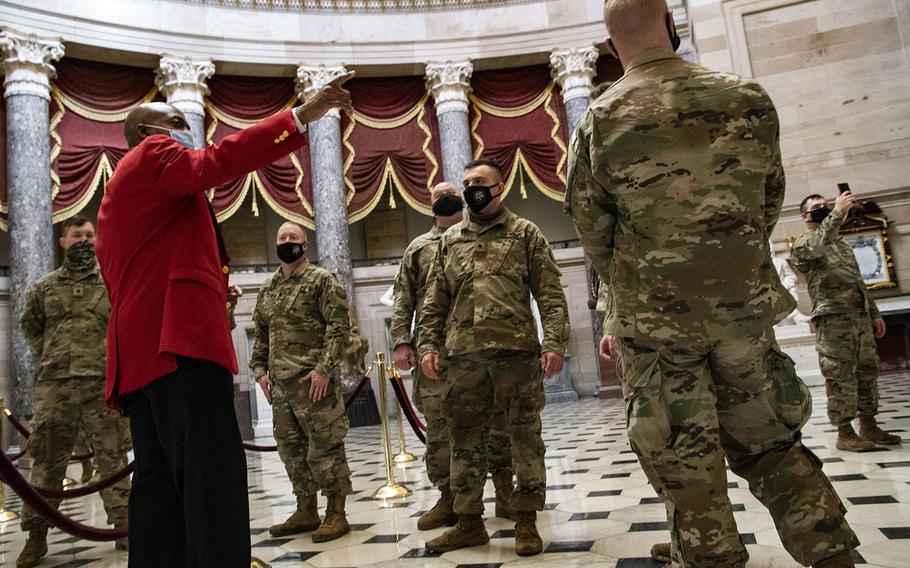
[389,377,427,444]
[241,372,372,452]
[35,462,134,500]
[4,409,94,461]
[0,452,127,541]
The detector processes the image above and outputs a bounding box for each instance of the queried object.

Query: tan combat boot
[269,494,321,537]
[418,486,458,530]
[79,458,94,484]
[813,551,856,567]
[836,423,875,452]
[426,514,489,552]
[650,542,671,564]
[514,511,543,556]
[312,494,350,543]
[16,528,48,568]
[491,469,513,520]
[859,416,902,445]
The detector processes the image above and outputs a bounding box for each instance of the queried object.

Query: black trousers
[123,357,250,568]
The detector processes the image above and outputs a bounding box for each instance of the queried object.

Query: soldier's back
[577,49,790,341]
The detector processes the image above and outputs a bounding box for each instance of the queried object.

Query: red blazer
[96,110,306,410]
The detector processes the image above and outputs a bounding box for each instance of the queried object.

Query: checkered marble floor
[2,373,909,567]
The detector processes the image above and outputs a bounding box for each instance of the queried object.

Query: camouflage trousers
[618,330,858,567]
[814,313,880,426]
[413,365,512,490]
[442,349,546,516]
[73,416,132,470]
[270,372,353,497]
[22,377,131,532]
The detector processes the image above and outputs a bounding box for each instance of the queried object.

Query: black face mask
[464,184,501,214]
[432,194,463,217]
[276,242,305,264]
[667,12,681,51]
[809,206,831,224]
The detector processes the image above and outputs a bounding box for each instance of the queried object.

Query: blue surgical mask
[142,124,196,149]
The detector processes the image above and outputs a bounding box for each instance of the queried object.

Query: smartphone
[838,183,851,194]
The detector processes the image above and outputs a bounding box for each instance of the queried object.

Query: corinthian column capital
[155,54,215,117]
[425,60,473,115]
[549,46,599,104]
[0,28,64,101]
[296,63,349,120]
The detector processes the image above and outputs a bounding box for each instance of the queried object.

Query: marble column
[550,46,599,131]
[550,46,600,401]
[0,29,64,418]
[296,64,356,302]
[155,54,215,148]
[425,61,473,186]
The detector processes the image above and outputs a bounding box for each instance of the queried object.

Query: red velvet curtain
[342,76,443,220]
[595,55,624,88]
[49,58,157,224]
[204,75,310,225]
[469,65,570,201]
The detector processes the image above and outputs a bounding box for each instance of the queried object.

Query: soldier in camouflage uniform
[17,216,130,568]
[566,2,859,567]
[792,191,901,451]
[418,160,569,556]
[392,182,514,531]
[250,222,353,543]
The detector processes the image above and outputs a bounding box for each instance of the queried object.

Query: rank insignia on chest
[72,285,84,298]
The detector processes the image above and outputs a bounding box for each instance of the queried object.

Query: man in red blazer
[95,71,353,568]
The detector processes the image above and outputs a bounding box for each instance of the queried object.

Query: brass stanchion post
[0,398,20,522]
[371,353,411,501]
[390,369,415,465]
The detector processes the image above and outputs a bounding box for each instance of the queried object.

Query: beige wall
[691,0,910,298]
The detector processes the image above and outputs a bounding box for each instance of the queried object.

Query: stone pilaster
[549,46,599,132]
[0,28,64,418]
[296,64,356,302]
[155,54,215,148]
[425,61,473,186]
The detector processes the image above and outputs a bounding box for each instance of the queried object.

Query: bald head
[431,182,459,201]
[124,102,190,148]
[603,0,676,67]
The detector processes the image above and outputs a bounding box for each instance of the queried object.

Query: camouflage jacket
[417,208,569,358]
[390,224,445,349]
[20,265,110,380]
[566,48,794,342]
[250,260,351,381]
[790,207,880,319]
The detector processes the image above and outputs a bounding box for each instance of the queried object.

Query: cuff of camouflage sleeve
[390,336,413,351]
[252,367,268,380]
[417,346,439,360]
[541,343,566,355]
[314,364,333,379]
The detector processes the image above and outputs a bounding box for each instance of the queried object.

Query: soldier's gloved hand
[540,352,564,379]
[256,373,272,405]
[421,353,441,380]
[874,317,887,339]
[306,370,330,401]
[599,335,620,360]
[393,344,416,371]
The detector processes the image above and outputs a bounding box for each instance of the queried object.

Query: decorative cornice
[178,0,537,13]
[0,28,64,101]
[549,46,598,104]
[155,54,215,116]
[296,63,348,120]
[425,60,473,115]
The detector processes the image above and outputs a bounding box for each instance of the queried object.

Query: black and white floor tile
[2,373,909,567]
